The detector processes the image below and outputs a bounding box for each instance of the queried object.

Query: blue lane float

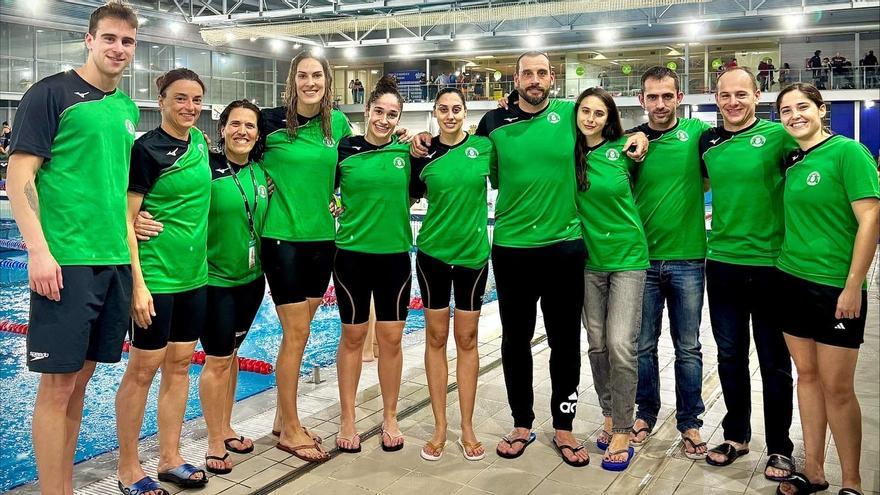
[0,259,27,270]
[0,239,27,251]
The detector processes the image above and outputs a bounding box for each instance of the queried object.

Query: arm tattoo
[24,181,39,218]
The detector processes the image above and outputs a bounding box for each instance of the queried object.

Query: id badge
[248,239,257,270]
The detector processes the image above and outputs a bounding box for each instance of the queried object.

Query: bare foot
[460,424,484,458]
[604,433,631,463]
[554,429,589,465]
[630,418,651,445]
[681,428,707,458]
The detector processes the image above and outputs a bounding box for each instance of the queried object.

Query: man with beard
[628,66,710,458]
[699,67,797,481]
[473,51,646,465]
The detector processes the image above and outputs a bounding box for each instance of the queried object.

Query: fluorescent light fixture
[311,46,324,57]
[596,29,617,44]
[524,35,543,49]
[684,21,703,40]
[168,22,182,34]
[866,100,876,109]
[225,32,236,43]
[459,39,475,51]
[344,47,358,58]
[293,43,302,49]
[474,55,494,60]
[783,14,804,32]
[271,39,285,52]
[249,36,257,42]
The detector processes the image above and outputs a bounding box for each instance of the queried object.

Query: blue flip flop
[117,476,169,495]
[157,463,208,488]
[601,446,635,472]
[596,430,611,451]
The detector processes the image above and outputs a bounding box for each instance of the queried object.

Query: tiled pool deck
[9,255,880,495]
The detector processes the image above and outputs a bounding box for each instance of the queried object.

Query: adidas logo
[834,322,846,330]
[567,392,578,401]
[560,391,578,414]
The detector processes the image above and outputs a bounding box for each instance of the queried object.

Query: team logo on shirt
[807,171,821,186]
[258,185,268,198]
[676,130,689,142]
[125,119,136,136]
[198,143,206,155]
[465,147,479,159]
[393,157,406,169]
[547,112,561,124]
[324,137,335,147]
[605,148,620,161]
[750,135,766,147]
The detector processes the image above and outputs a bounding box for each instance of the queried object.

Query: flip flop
[224,435,254,454]
[381,428,405,452]
[118,476,169,495]
[705,442,749,467]
[205,452,232,475]
[775,472,830,495]
[839,489,863,495]
[765,453,796,481]
[552,437,589,467]
[272,427,323,444]
[682,436,708,460]
[596,429,612,451]
[630,425,652,447]
[336,433,362,454]
[157,463,208,488]
[601,446,635,472]
[495,431,536,459]
[420,440,445,461]
[276,441,330,463]
[457,439,486,461]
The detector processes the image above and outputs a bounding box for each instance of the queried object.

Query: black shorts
[780,271,867,349]
[415,250,488,311]
[130,286,207,351]
[261,238,335,305]
[202,277,266,357]
[27,265,132,373]
[332,248,412,325]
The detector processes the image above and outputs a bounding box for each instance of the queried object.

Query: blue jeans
[636,260,705,433]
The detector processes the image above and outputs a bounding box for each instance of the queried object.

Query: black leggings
[415,250,488,311]
[332,248,412,325]
[130,286,207,351]
[492,240,586,431]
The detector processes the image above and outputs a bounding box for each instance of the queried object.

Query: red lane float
[6,320,273,375]
[321,286,425,310]
[0,239,27,251]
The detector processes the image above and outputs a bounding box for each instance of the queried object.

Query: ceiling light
[344,47,357,58]
[311,46,324,57]
[475,55,494,60]
[866,100,876,109]
[137,16,147,26]
[225,32,236,43]
[459,40,475,51]
[596,29,617,44]
[293,43,302,49]
[270,39,285,52]
[524,35,543,49]
[168,22,182,34]
[249,36,257,42]
[684,21,704,40]
[783,14,804,32]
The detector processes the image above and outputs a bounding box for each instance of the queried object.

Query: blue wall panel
[831,101,855,139]
[860,102,879,156]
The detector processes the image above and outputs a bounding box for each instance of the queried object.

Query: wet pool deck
[9,254,880,495]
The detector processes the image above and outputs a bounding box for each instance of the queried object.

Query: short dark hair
[88,1,139,36]
[217,99,266,163]
[156,68,206,97]
[1,121,8,126]
[515,51,551,74]
[716,66,758,91]
[434,87,466,109]
[367,74,403,110]
[574,87,624,192]
[640,66,680,92]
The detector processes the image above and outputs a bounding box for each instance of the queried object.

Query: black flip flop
[630,426,651,446]
[839,489,863,495]
[681,436,708,460]
[157,463,208,488]
[765,453,796,481]
[224,436,254,454]
[775,472,829,495]
[705,442,749,467]
[496,432,536,459]
[205,452,232,475]
[552,437,589,467]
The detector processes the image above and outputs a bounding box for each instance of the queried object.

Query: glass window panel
[213,52,245,79]
[175,47,210,76]
[242,55,272,82]
[36,61,61,81]
[1,23,34,58]
[135,43,174,72]
[276,60,290,85]
[36,28,86,64]
[220,79,244,103]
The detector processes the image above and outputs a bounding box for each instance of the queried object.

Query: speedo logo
[560,391,578,414]
[29,351,49,361]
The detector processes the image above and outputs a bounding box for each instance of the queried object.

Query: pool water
[0,220,497,491]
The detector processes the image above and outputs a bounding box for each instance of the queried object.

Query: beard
[518,84,549,106]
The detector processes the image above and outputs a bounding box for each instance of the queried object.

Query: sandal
[596,429,612,451]
[495,431,536,459]
[205,452,232,475]
[420,440,445,461]
[765,453,796,481]
[381,427,405,452]
[157,463,208,488]
[457,439,485,461]
[276,440,330,463]
[117,476,169,495]
[272,427,322,444]
[839,489,863,495]
[775,472,830,495]
[705,442,749,467]
[682,435,708,460]
[600,446,634,472]
[552,436,589,467]
[630,425,652,447]
[336,433,362,454]
[224,436,254,454]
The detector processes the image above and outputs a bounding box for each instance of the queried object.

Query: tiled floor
[11,257,880,494]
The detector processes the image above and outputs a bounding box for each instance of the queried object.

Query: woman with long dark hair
[574,87,649,472]
[774,83,879,495]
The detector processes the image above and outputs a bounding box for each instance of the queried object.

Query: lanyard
[227,161,259,240]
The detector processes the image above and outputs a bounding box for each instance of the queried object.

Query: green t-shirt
[476,98,581,248]
[777,135,880,288]
[632,118,711,261]
[129,127,211,294]
[261,108,352,241]
[8,70,139,265]
[700,118,798,266]
[206,153,270,287]
[576,137,650,272]
[336,135,413,254]
[410,133,494,269]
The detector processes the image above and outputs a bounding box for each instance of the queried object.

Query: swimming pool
[0,220,497,491]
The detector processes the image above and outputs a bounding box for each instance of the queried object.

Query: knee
[427,330,450,349]
[163,357,194,380]
[378,332,402,350]
[795,364,820,385]
[202,356,234,378]
[821,379,855,405]
[38,375,78,405]
[454,331,477,352]
[340,329,367,351]
[124,361,160,388]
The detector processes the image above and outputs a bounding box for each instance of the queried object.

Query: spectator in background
[420,74,428,102]
[831,52,847,89]
[354,79,364,103]
[725,58,738,70]
[758,59,770,91]
[449,71,458,87]
[779,63,792,87]
[0,121,11,155]
[434,72,448,89]
[809,50,823,88]
[863,50,877,88]
[822,57,832,89]
[349,79,356,103]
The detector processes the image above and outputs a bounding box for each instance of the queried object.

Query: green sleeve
[841,140,880,202]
